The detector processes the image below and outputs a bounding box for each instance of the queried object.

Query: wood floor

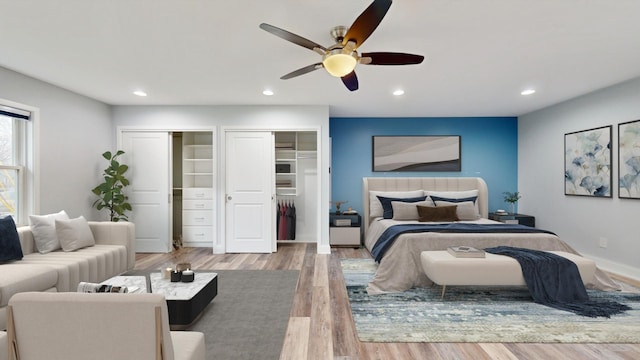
[135,243,640,360]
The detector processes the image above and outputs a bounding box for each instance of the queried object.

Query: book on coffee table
[447,246,486,258]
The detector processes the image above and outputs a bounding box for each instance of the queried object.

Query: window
[0,101,35,225]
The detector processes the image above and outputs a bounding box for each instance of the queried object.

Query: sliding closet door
[120,131,171,253]
[225,131,274,253]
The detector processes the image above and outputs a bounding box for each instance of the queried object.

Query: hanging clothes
[276,198,297,240]
[278,200,288,240]
[286,200,296,240]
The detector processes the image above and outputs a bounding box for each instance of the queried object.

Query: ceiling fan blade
[360,52,424,65]
[281,63,323,80]
[341,71,359,91]
[342,0,392,49]
[260,23,326,53]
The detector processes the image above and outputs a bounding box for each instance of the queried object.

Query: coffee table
[102,270,218,329]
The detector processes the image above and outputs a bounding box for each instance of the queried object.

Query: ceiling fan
[259,0,424,91]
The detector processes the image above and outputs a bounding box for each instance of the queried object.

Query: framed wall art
[564,125,612,197]
[372,135,461,172]
[618,119,640,199]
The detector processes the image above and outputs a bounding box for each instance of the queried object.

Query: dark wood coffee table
[103,270,218,329]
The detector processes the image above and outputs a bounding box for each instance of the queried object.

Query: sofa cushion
[0,264,58,307]
[56,216,96,252]
[29,210,69,254]
[0,216,23,262]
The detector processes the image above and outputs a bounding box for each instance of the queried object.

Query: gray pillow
[434,200,480,220]
[391,200,434,221]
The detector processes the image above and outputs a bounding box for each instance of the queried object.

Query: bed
[362,177,620,294]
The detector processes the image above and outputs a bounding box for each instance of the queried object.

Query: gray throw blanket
[485,246,630,318]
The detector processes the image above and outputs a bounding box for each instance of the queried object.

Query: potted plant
[91,150,132,222]
[502,191,521,215]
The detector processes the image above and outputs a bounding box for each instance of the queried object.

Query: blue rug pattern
[342,258,640,343]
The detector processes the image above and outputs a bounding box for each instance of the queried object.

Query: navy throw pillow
[430,195,477,204]
[0,216,23,261]
[377,195,428,219]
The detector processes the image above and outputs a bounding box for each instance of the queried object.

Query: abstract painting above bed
[361,177,621,295]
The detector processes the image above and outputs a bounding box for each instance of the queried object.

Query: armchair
[6,292,205,360]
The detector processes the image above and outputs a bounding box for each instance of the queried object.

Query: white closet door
[225,131,274,253]
[121,131,171,253]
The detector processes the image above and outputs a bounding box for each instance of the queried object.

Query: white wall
[519,77,640,279]
[0,66,113,222]
[112,105,332,253]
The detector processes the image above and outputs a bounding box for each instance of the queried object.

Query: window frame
[0,98,39,225]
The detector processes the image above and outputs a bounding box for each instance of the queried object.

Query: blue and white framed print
[564,125,612,197]
[618,119,640,199]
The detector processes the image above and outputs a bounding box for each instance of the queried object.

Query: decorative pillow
[427,189,480,217]
[0,216,23,261]
[29,210,69,254]
[369,190,424,218]
[434,200,480,220]
[417,205,459,222]
[56,216,96,252]
[391,200,434,221]
[425,189,479,199]
[377,195,428,219]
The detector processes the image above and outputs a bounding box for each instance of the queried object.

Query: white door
[225,131,274,253]
[121,131,172,253]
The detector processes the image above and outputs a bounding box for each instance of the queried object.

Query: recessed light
[262,89,274,96]
[521,89,536,96]
[133,90,147,97]
[393,89,405,96]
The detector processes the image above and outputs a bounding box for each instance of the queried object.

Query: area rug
[189,270,299,360]
[341,258,640,343]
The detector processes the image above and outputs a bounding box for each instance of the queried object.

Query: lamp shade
[323,52,357,77]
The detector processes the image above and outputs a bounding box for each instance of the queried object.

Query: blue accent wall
[329,117,518,214]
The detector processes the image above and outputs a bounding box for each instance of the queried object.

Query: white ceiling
[2,0,640,118]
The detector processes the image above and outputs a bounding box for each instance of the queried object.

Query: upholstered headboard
[362,177,489,235]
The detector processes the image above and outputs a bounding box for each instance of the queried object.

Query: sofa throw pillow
[417,205,459,222]
[369,190,424,218]
[377,195,428,219]
[29,210,69,254]
[0,216,23,261]
[434,200,480,220]
[391,200,434,221]
[56,216,96,252]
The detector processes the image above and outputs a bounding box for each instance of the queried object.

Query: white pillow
[391,200,434,221]
[56,216,96,252]
[29,210,69,254]
[434,200,480,220]
[369,190,424,218]
[424,189,479,199]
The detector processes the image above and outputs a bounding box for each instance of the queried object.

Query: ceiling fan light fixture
[322,49,357,77]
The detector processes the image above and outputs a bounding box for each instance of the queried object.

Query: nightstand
[489,213,535,227]
[329,213,362,248]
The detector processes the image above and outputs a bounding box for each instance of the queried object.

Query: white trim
[582,252,640,281]
[0,98,39,225]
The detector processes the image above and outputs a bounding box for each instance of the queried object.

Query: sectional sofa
[0,220,135,330]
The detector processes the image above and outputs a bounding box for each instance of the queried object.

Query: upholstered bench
[420,250,597,298]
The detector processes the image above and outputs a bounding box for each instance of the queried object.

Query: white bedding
[364,218,621,294]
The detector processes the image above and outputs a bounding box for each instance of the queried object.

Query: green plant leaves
[91,150,132,222]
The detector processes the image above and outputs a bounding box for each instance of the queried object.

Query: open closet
[274,131,317,243]
[172,132,215,248]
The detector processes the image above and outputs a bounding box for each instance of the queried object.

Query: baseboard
[583,252,640,281]
[317,243,331,254]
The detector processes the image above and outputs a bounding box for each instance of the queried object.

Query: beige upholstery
[420,250,597,297]
[0,222,136,331]
[362,177,489,235]
[6,292,205,360]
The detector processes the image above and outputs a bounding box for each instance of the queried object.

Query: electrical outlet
[599,237,608,248]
